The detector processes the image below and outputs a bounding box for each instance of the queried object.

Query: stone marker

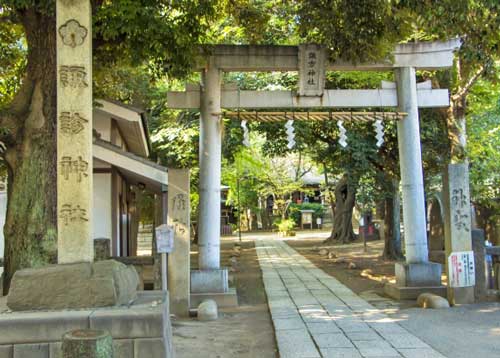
[56,0,94,263]
[62,330,113,358]
[198,299,218,321]
[167,169,191,317]
[443,162,475,304]
[7,260,139,311]
[417,293,450,309]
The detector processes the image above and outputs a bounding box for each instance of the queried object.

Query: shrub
[274,218,296,233]
[288,203,325,224]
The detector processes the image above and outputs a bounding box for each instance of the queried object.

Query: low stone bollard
[417,293,450,309]
[198,299,218,321]
[62,330,113,358]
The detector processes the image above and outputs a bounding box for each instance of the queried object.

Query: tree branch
[451,65,485,102]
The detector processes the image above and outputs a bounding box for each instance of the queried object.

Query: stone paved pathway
[255,239,447,358]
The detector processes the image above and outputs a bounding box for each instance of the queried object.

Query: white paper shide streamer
[241,119,250,147]
[374,118,384,147]
[285,119,296,149]
[337,120,347,148]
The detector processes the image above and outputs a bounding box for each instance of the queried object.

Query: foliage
[274,218,296,233]
[467,74,500,212]
[288,203,325,225]
[0,16,25,109]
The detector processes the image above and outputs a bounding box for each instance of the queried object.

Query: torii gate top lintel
[199,39,461,72]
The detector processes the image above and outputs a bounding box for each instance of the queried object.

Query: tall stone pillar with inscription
[444,163,475,304]
[56,0,93,263]
[167,169,190,316]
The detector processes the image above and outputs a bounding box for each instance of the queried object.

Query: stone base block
[395,262,442,287]
[0,291,174,358]
[191,269,228,293]
[190,288,238,308]
[7,260,139,311]
[384,283,447,301]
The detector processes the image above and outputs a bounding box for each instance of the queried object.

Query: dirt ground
[172,238,278,358]
[286,235,397,296]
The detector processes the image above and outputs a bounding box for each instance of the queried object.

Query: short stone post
[62,330,113,358]
[167,169,191,316]
[443,162,475,304]
[56,0,94,263]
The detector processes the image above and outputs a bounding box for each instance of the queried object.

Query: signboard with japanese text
[448,251,475,287]
[156,224,174,254]
[298,44,326,97]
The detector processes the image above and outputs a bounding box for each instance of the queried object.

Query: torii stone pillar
[56,0,93,263]
[389,67,442,298]
[191,59,228,293]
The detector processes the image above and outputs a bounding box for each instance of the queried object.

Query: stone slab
[190,288,238,308]
[48,343,61,358]
[190,269,228,293]
[395,262,442,287]
[398,348,446,358]
[113,339,133,358]
[89,307,163,339]
[7,260,139,311]
[0,310,91,344]
[134,338,165,358]
[312,333,354,348]
[0,346,12,358]
[13,344,48,358]
[320,348,362,358]
[384,283,447,300]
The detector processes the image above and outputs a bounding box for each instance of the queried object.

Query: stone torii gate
[167,40,469,302]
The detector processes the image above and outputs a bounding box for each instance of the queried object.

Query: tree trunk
[383,178,404,260]
[325,175,356,244]
[2,10,58,294]
[447,96,468,162]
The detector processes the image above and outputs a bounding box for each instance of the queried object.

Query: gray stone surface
[13,344,48,358]
[395,262,442,287]
[0,346,12,358]
[48,343,61,358]
[417,293,450,309]
[190,269,228,293]
[89,307,163,339]
[134,338,165,358]
[113,340,133,357]
[0,310,91,345]
[7,260,139,311]
[197,299,218,321]
[0,293,174,358]
[256,239,446,358]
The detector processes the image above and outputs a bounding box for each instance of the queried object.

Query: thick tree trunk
[383,179,404,260]
[2,10,58,294]
[325,175,356,244]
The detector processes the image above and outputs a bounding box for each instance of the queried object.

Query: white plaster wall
[93,173,112,240]
[0,192,6,259]
[93,111,111,141]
